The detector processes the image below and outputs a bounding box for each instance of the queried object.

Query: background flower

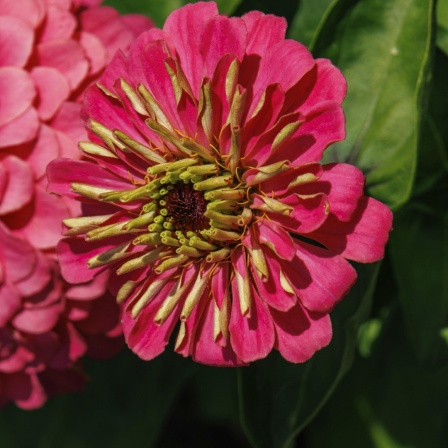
[48,2,392,367]
[0,0,153,408]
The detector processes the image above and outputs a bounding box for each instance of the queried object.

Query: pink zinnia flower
[48,2,393,366]
[0,0,153,408]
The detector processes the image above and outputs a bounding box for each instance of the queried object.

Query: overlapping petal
[47,2,392,368]
[0,0,153,409]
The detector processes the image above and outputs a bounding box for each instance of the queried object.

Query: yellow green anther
[122,211,156,231]
[209,219,233,230]
[133,233,162,245]
[189,237,218,251]
[142,202,157,213]
[160,230,172,238]
[237,208,253,226]
[159,199,167,206]
[150,191,162,199]
[148,223,164,232]
[187,164,218,176]
[186,231,197,238]
[209,227,241,241]
[206,200,237,211]
[85,221,132,241]
[71,183,111,200]
[205,247,231,263]
[193,174,232,191]
[159,188,169,196]
[154,215,164,223]
[204,188,245,200]
[160,208,168,216]
[147,157,197,175]
[163,221,174,230]
[155,254,189,274]
[120,185,151,202]
[117,248,166,275]
[204,209,240,227]
[175,245,203,257]
[161,236,180,247]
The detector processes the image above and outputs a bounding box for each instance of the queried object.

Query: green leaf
[238,263,380,448]
[103,0,243,27]
[389,205,448,368]
[306,317,448,448]
[288,0,358,49]
[0,351,192,448]
[287,0,333,46]
[315,0,435,210]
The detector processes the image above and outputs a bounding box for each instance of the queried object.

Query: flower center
[163,182,209,233]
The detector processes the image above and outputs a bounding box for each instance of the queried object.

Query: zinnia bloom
[48,2,393,366]
[0,0,153,408]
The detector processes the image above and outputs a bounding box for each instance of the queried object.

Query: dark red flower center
[164,182,209,232]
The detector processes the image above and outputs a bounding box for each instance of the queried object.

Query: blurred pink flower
[0,0,153,408]
[48,2,392,367]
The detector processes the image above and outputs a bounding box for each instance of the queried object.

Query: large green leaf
[238,263,380,448]
[103,0,244,27]
[288,0,356,49]
[306,316,448,448]
[390,205,448,368]
[315,0,435,210]
[0,350,192,448]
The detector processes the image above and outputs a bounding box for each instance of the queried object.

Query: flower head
[0,0,153,408]
[48,2,392,366]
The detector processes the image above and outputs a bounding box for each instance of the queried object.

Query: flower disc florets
[48,2,393,366]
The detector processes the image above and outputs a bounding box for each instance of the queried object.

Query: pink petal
[40,5,77,41]
[272,302,332,363]
[0,16,34,67]
[308,196,393,263]
[37,39,89,90]
[0,222,35,284]
[80,6,135,61]
[251,250,297,312]
[31,67,70,121]
[268,104,346,166]
[50,101,85,143]
[57,234,130,283]
[0,0,45,28]
[5,372,47,410]
[47,158,131,199]
[82,84,146,143]
[14,250,52,297]
[27,124,61,179]
[229,282,275,363]
[255,219,295,261]
[18,184,72,250]
[163,1,219,95]
[65,271,108,301]
[0,345,35,373]
[283,240,357,313]
[251,192,329,235]
[199,15,247,80]
[192,297,244,366]
[0,67,36,126]
[0,283,21,326]
[123,276,180,360]
[241,11,287,55]
[0,107,39,148]
[318,163,365,221]
[296,58,347,115]
[13,301,63,334]
[121,14,154,39]
[78,31,106,77]
[249,40,315,117]
[0,155,34,215]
